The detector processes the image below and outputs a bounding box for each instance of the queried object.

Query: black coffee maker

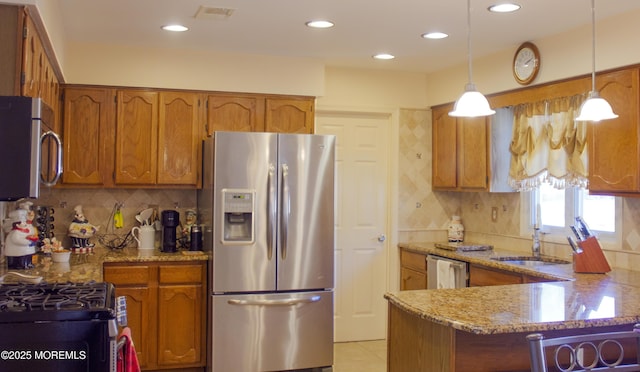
[161,210,180,253]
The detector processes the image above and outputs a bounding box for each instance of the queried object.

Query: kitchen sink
[491,256,571,266]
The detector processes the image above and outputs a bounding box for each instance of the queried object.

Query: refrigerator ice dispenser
[221,189,255,244]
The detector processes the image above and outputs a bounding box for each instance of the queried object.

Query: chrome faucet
[532,226,541,258]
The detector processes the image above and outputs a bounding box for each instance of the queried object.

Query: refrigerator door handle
[227,295,321,307]
[267,164,277,260]
[281,163,290,260]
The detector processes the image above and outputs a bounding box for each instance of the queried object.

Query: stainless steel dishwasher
[426,255,469,289]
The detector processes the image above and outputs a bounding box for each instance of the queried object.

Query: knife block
[573,236,611,274]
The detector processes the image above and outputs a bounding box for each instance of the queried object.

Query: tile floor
[333,339,387,372]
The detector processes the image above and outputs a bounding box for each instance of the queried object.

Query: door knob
[377,234,386,242]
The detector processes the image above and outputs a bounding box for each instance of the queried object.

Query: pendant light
[449,0,495,117]
[576,0,618,121]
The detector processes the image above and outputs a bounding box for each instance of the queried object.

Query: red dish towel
[117,327,141,372]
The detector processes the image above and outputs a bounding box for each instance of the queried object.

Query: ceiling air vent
[194,6,235,20]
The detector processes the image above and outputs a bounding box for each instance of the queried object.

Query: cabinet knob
[377,234,386,242]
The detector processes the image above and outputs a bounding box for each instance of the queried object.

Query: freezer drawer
[212,291,334,372]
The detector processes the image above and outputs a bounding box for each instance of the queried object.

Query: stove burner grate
[0,282,112,314]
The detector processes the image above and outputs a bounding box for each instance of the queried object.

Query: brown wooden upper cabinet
[156,92,202,185]
[63,86,315,188]
[264,97,314,134]
[115,90,159,185]
[21,9,60,116]
[62,87,115,186]
[205,94,314,136]
[206,94,265,133]
[115,90,202,187]
[588,68,640,195]
[432,105,489,191]
[0,5,61,125]
[62,86,203,188]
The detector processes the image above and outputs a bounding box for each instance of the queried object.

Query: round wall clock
[513,42,540,85]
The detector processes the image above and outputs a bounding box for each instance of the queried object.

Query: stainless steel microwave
[0,96,62,201]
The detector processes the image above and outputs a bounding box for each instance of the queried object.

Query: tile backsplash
[2,188,196,250]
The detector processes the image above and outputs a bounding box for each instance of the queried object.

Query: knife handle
[570,225,583,241]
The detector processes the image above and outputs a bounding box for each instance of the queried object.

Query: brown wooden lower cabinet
[387,304,637,372]
[469,264,523,286]
[104,260,207,371]
[399,249,428,290]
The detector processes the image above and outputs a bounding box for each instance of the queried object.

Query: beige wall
[426,8,640,106]
[63,42,326,96]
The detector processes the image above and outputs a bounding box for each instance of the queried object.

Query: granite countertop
[385,241,640,335]
[0,246,209,284]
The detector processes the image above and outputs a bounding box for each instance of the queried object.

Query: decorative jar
[448,216,464,243]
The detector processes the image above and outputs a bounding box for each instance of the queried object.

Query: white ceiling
[42,0,640,73]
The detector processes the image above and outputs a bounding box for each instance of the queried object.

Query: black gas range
[0,281,121,372]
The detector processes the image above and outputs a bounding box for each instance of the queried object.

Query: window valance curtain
[508,94,588,191]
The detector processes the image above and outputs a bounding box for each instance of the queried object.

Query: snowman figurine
[68,205,99,253]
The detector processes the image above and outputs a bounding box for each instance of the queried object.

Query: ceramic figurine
[68,205,99,253]
[4,209,39,269]
[179,209,197,248]
[447,215,464,243]
[18,201,38,246]
[41,237,62,255]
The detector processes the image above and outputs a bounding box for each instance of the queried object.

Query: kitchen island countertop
[387,241,640,335]
[0,246,208,283]
[386,242,640,371]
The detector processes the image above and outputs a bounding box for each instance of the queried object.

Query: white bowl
[52,250,71,263]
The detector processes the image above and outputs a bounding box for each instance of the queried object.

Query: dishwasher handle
[426,255,467,271]
[426,255,469,289]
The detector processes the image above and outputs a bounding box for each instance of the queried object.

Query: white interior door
[316,111,390,342]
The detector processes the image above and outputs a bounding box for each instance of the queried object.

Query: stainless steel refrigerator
[197,131,335,372]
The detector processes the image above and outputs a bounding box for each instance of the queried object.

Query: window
[530,184,619,242]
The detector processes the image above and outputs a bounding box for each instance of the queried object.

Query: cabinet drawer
[159,264,203,284]
[104,265,152,285]
[400,250,427,272]
[401,267,427,290]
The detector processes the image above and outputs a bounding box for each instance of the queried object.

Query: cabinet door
[206,94,265,135]
[401,267,427,290]
[115,90,158,185]
[157,284,204,367]
[458,116,488,190]
[588,69,640,193]
[264,97,314,134]
[114,286,155,370]
[157,92,202,186]
[62,87,115,186]
[432,105,458,189]
[157,263,206,367]
[21,12,42,99]
[104,265,156,370]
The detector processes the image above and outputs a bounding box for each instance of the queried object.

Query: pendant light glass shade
[449,0,494,118]
[576,91,618,121]
[576,0,617,122]
[449,83,495,117]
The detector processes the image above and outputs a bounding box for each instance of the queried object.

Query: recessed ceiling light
[422,32,449,39]
[161,24,189,32]
[305,20,335,29]
[488,3,521,13]
[373,53,395,60]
